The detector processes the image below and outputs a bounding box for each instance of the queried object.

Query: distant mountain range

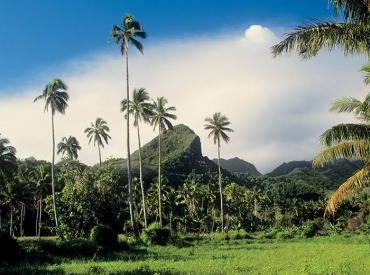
[110,124,362,189]
[212,157,261,176]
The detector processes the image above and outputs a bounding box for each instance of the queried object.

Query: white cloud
[0,25,366,174]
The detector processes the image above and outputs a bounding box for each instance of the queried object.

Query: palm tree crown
[33,79,69,115]
[271,0,370,58]
[0,134,17,186]
[57,136,81,160]
[109,13,147,55]
[151,97,177,134]
[204,112,234,145]
[121,87,154,126]
[84,118,111,166]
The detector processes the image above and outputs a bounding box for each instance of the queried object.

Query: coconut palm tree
[0,134,17,188]
[84,118,111,167]
[34,78,68,228]
[151,96,177,226]
[204,112,233,233]
[271,0,370,58]
[313,65,370,215]
[121,87,153,228]
[57,136,81,160]
[109,13,147,233]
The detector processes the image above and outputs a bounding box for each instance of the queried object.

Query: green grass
[4,234,370,274]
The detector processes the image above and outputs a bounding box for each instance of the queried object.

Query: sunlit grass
[6,234,370,274]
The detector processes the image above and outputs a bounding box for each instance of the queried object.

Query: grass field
[3,234,370,274]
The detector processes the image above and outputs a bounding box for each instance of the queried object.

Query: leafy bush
[141,222,171,246]
[0,230,20,264]
[90,225,118,250]
[300,221,319,238]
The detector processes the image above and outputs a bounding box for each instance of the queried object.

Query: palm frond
[330,0,370,21]
[319,123,370,146]
[313,140,370,166]
[325,162,370,215]
[360,63,370,85]
[329,97,362,114]
[271,20,370,58]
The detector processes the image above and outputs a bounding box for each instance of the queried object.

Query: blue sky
[0,1,365,173]
[0,0,333,90]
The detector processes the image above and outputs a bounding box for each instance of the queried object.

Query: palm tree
[0,134,17,188]
[271,0,370,58]
[109,13,147,233]
[57,136,81,160]
[313,94,370,215]
[34,78,68,228]
[84,118,111,166]
[151,96,177,226]
[121,87,153,228]
[313,65,370,215]
[204,112,233,233]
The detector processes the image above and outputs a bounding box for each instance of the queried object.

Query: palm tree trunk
[125,53,137,235]
[98,143,102,167]
[38,196,42,241]
[35,199,39,237]
[158,129,162,227]
[10,204,14,237]
[20,203,25,237]
[51,113,59,228]
[137,124,148,228]
[217,139,224,233]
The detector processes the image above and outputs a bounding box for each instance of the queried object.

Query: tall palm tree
[84,118,111,167]
[271,0,370,58]
[57,136,81,160]
[121,87,153,228]
[34,78,68,228]
[151,96,177,226]
[0,134,17,188]
[313,65,370,215]
[204,112,233,233]
[109,13,147,233]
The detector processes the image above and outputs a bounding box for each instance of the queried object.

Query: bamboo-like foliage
[271,1,370,58]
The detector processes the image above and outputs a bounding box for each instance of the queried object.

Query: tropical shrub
[90,225,118,250]
[141,222,171,246]
[0,230,20,263]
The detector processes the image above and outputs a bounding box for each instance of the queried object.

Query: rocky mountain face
[213,157,261,176]
[112,124,363,190]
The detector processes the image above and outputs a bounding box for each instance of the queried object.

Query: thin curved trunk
[98,143,102,167]
[10,204,14,237]
[126,53,137,235]
[158,128,162,227]
[137,124,148,228]
[217,138,224,233]
[51,112,58,228]
[38,195,42,241]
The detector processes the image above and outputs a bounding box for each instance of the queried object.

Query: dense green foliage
[90,225,118,250]
[0,229,20,264]
[141,222,171,246]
